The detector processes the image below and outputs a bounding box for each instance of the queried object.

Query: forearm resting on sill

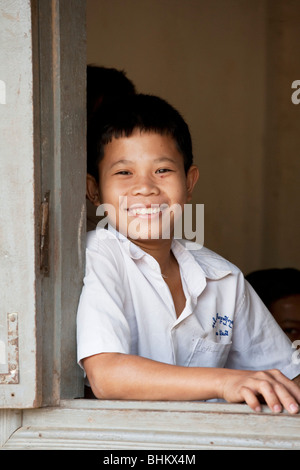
[82,352,300,414]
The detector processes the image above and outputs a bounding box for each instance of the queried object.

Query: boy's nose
[131,177,159,196]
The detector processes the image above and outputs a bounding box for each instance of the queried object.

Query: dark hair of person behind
[87,93,194,181]
[246,268,300,309]
[87,65,136,123]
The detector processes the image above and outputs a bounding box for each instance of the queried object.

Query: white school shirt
[76,227,300,380]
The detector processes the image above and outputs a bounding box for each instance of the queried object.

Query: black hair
[87,93,194,181]
[246,268,300,309]
[87,65,136,123]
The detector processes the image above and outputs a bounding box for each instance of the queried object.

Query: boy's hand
[293,374,300,388]
[219,368,300,413]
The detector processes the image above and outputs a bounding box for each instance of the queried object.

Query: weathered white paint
[2,400,300,450]
[0,409,22,447]
[0,0,41,407]
[0,80,5,104]
[0,0,86,408]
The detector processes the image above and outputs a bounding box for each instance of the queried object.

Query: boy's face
[88,130,199,243]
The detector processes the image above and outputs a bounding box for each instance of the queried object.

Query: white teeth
[130,207,161,216]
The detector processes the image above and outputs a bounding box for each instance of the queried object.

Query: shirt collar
[106,224,146,259]
[172,239,231,281]
[104,225,231,296]
[170,239,230,299]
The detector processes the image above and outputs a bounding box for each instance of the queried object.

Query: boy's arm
[83,352,300,414]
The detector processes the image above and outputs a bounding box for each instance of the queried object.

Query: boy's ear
[86,173,101,206]
[186,165,199,201]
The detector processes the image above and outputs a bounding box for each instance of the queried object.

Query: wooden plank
[37,0,86,404]
[3,401,300,449]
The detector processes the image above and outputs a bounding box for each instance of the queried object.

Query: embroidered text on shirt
[212,313,234,337]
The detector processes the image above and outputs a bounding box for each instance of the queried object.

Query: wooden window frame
[0,0,86,407]
[1,400,300,449]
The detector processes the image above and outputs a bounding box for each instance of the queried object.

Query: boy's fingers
[238,371,300,414]
[267,369,300,408]
[258,380,283,413]
[239,386,262,412]
[272,382,299,414]
[256,378,299,414]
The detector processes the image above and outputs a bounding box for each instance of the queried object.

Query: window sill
[2,399,300,449]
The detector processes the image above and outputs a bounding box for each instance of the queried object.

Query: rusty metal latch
[40,191,50,275]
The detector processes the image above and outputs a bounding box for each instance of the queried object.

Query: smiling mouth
[129,206,161,216]
[126,204,167,218]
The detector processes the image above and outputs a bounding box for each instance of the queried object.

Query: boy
[77,94,300,413]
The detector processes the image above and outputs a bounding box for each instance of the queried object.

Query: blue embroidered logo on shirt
[212,313,234,337]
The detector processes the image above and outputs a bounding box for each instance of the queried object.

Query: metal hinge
[40,191,50,275]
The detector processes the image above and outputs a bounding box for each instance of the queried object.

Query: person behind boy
[87,64,136,125]
[246,268,300,343]
[78,94,300,413]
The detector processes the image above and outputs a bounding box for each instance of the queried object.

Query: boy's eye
[115,170,131,175]
[156,168,172,174]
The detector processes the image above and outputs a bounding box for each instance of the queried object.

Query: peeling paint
[0,313,19,385]
[1,11,20,22]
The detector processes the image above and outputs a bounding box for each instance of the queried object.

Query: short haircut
[87,94,194,181]
[246,268,300,309]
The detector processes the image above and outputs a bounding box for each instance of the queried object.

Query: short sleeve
[225,278,300,380]
[76,235,131,367]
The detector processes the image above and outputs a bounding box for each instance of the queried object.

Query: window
[1,0,299,451]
